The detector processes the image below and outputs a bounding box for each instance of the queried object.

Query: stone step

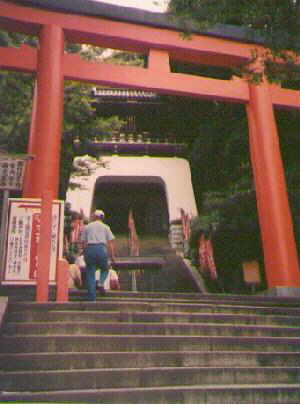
[7,309,300,327]
[2,351,300,371]
[4,287,300,306]
[69,291,300,309]
[4,321,300,337]
[1,366,300,392]
[3,293,300,403]
[73,290,300,307]
[1,334,300,353]
[8,300,300,317]
[1,384,300,404]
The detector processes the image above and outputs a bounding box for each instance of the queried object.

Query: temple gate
[66,133,198,246]
[1,0,300,298]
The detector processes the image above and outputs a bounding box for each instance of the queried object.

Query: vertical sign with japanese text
[3,198,64,284]
[0,159,27,191]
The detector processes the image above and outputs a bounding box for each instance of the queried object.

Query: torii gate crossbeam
[1,0,300,299]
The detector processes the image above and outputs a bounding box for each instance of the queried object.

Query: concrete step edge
[9,297,300,309]
[70,295,300,308]
[1,350,299,360]
[2,350,300,370]
[8,301,300,316]
[0,384,300,404]
[2,335,300,354]
[5,320,300,330]
[61,297,300,310]
[3,365,300,376]
[2,334,300,342]
[2,367,300,393]
[4,322,300,339]
[7,311,300,329]
[72,290,300,304]
[2,350,300,357]
[2,383,300,391]
[8,309,300,320]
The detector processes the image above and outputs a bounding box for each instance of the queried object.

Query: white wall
[66,155,198,222]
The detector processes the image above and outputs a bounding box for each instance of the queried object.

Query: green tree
[188,102,251,200]
[0,71,33,153]
[0,31,126,199]
[168,1,300,210]
[168,0,300,82]
[0,31,36,153]
[167,4,300,293]
[61,80,124,198]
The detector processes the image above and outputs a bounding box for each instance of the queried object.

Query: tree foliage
[0,31,36,153]
[0,31,126,199]
[188,102,251,200]
[169,0,300,51]
[168,0,300,82]
[0,71,33,153]
[166,4,300,292]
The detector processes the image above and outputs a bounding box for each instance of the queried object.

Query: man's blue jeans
[84,243,109,301]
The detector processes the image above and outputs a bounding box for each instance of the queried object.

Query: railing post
[56,259,69,302]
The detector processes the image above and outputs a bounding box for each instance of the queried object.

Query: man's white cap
[94,209,105,218]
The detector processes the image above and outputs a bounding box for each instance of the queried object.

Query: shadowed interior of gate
[93,175,169,236]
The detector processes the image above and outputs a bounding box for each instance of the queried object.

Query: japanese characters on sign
[3,198,64,284]
[0,159,26,190]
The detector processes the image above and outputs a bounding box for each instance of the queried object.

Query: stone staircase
[1,292,300,403]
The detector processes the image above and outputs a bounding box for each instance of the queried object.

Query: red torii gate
[1,0,300,299]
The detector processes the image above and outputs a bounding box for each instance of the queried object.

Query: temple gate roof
[10,0,261,45]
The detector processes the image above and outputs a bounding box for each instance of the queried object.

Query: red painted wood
[1,46,300,108]
[0,0,251,67]
[36,191,52,302]
[248,82,300,287]
[0,44,37,72]
[23,82,37,198]
[56,259,69,302]
[26,24,64,199]
[63,53,249,103]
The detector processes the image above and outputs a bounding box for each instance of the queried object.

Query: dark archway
[93,176,169,236]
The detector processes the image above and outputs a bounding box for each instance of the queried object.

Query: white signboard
[0,159,27,190]
[2,198,64,284]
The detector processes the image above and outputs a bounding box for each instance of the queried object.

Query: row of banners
[1,199,217,284]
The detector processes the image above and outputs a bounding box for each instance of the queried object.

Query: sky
[93,0,169,12]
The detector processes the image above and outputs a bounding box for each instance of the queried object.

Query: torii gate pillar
[22,24,64,301]
[247,81,300,292]
[3,0,297,295]
[23,24,64,200]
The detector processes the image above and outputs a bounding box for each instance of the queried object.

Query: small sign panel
[0,159,27,190]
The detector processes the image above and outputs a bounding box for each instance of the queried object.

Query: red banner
[29,213,40,279]
[180,208,191,241]
[128,209,139,257]
[199,234,217,279]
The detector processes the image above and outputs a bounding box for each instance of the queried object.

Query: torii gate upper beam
[0,0,251,67]
[1,43,300,109]
[0,44,249,103]
[0,1,299,108]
